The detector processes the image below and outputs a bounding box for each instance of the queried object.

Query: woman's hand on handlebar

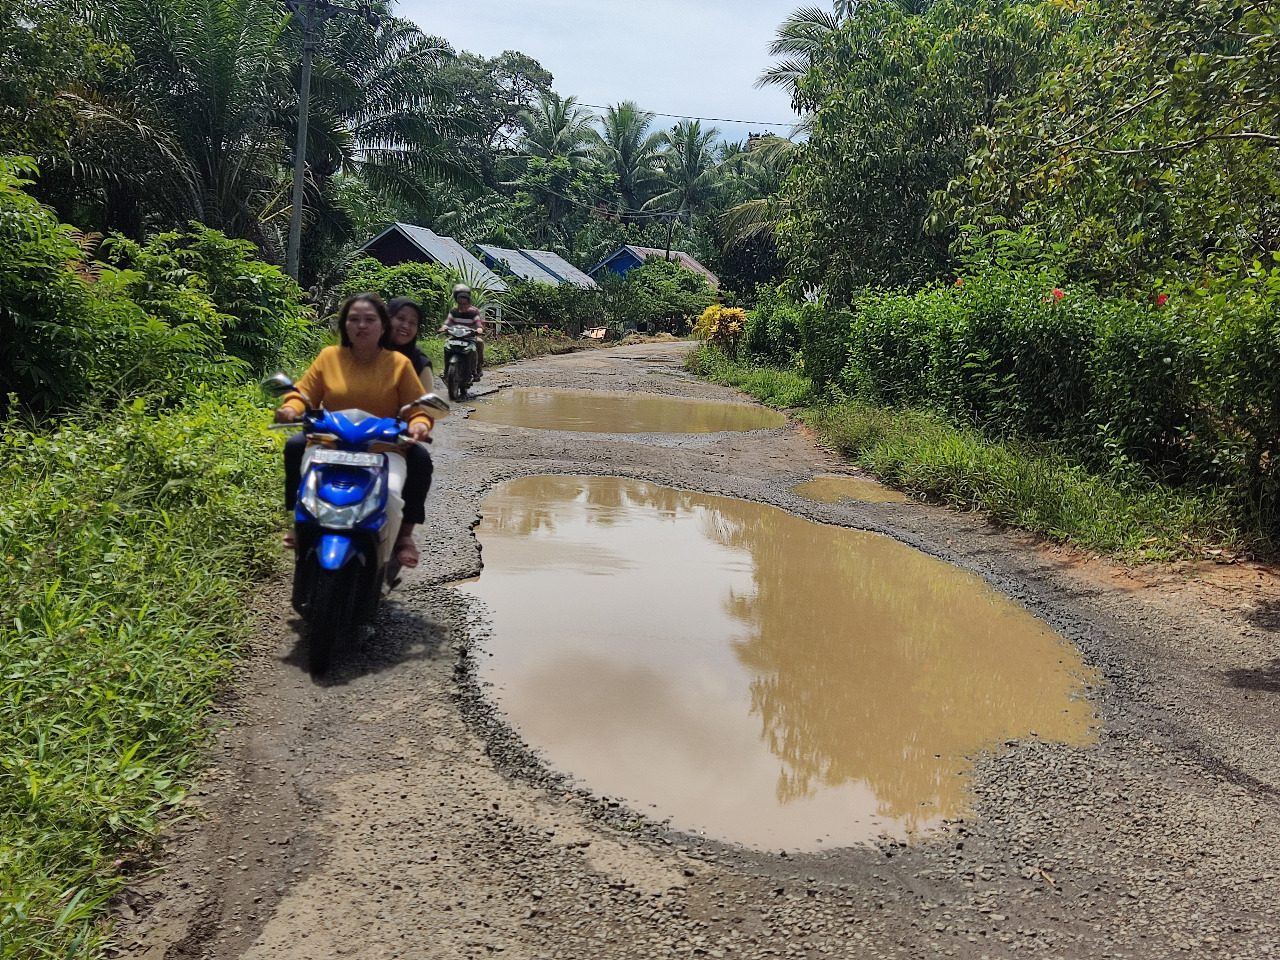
[407,421,430,442]
[274,405,299,424]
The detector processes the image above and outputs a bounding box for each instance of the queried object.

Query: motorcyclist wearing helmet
[441,283,484,380]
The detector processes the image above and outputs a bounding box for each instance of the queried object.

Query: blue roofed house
[358,222,508,292]
[588,245,719,290]
[474,245,599,289]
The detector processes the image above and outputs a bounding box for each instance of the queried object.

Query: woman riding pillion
[441,283,484,380]
[387,296,434,393]
[276,293,435,569]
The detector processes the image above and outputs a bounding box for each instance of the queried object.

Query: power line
[577,103,796,128]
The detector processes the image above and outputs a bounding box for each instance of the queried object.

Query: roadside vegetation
[5,0,1279,951]
[0,155,314,955]
[684,0,1280,561]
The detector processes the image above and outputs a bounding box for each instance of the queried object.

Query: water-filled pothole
[791,474,910,505]
[462,476,1098,851]
[468,388,785,433]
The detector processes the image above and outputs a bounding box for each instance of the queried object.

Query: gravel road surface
[116,343,1280,960]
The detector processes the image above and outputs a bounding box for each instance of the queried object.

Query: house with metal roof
[588,245,720,289]
[358,223,508,292]
[474,245,599,289]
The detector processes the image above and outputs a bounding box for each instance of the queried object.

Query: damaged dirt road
[119,343,1280,959]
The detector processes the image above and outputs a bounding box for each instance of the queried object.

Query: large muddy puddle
[462,476,1098,851]
[468,388,785,433]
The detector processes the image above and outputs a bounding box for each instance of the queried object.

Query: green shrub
[831,263,1280,547]
[796,299,851,393]
[496,280,605,337]
[0,387,282,958]
[598,257,716,333]
[342,257,495,327]
[742,285,803,364]
[102,227,315,375]
[0,157,314,413]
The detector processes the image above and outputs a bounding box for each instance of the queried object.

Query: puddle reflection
[468,388,786,433]
[463,476,1098,850]
[791,474,910,505]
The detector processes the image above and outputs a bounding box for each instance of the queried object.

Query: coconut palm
[517,92,596,164]
[590,100,663,213]
[756,5,844,100]
[644,120,722,224]
[719,135,800,249]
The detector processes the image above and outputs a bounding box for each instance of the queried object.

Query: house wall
[365,232,432,267]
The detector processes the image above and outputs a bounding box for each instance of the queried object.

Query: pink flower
[954,278,963,288]
[1052,288,1064,299]
[1156,293,1169,306]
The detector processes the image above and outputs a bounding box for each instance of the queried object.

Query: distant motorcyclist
[440,283,484,380]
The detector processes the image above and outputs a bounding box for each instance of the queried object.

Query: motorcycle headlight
[299,470,386,529]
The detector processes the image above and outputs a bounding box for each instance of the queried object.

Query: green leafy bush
[0,157,314,413]
[496,280,604,337]
[833,264,1280,547]
[102,227,316,375]
[0,387,282,958]
[742,285,803,365]
[342,257,494,327]
[598,257,716,333]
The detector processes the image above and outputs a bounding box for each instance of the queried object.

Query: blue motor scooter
[263,374,449,673]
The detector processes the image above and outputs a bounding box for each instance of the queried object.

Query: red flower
[1156,293,1169,306]
[1052,288,1064,299]
[955,278,963,288]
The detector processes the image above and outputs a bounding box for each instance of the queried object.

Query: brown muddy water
[468,388,786,433]
[791,474,911,505]
[462,476,1098,851]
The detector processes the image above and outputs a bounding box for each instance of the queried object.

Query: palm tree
[590,101,663,214]
[50,0,473,266]
[308,14,476,209]
[97,0,294,247]
[645,120,722,221]
[517,92,595,164]
[756,5,845,102]
[718,135,800,250]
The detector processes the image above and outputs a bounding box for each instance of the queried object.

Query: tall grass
[0,387,282,958]
[687,345,1241,560]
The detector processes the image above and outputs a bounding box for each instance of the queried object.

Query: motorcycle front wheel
[446,356,465,401]
[306,561,359,675]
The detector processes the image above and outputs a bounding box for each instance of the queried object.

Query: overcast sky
[398,0,803,144]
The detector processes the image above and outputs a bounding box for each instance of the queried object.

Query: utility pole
[284,0,379,281]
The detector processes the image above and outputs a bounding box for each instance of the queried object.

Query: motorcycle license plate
[311,449,382,468]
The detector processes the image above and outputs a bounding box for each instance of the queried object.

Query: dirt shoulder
[116,342,1280,959]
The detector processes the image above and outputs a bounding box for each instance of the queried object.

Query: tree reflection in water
[468,476,1098,844]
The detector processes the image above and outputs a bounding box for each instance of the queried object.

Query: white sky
[398,0,803,143]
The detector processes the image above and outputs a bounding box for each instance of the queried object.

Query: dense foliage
[1,157,313,413]
[598,257,718,333]
[0,389,284,959]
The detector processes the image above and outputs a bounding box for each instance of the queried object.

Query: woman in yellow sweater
[275,293,434,568]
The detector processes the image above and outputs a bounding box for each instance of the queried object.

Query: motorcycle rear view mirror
[402,393,451,419]
[261,373,296,397]
[262,373,312,408]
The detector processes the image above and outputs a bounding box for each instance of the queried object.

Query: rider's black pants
[284,432,433,525]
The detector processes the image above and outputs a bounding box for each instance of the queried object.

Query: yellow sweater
[282,346,432,429]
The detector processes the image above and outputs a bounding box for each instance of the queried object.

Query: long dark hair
[337,293,392,349]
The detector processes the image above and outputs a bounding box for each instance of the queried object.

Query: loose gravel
[116,343,1280,960]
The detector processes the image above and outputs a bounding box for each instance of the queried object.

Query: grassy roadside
[0,387,283,958]
[687,346,1241,561]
